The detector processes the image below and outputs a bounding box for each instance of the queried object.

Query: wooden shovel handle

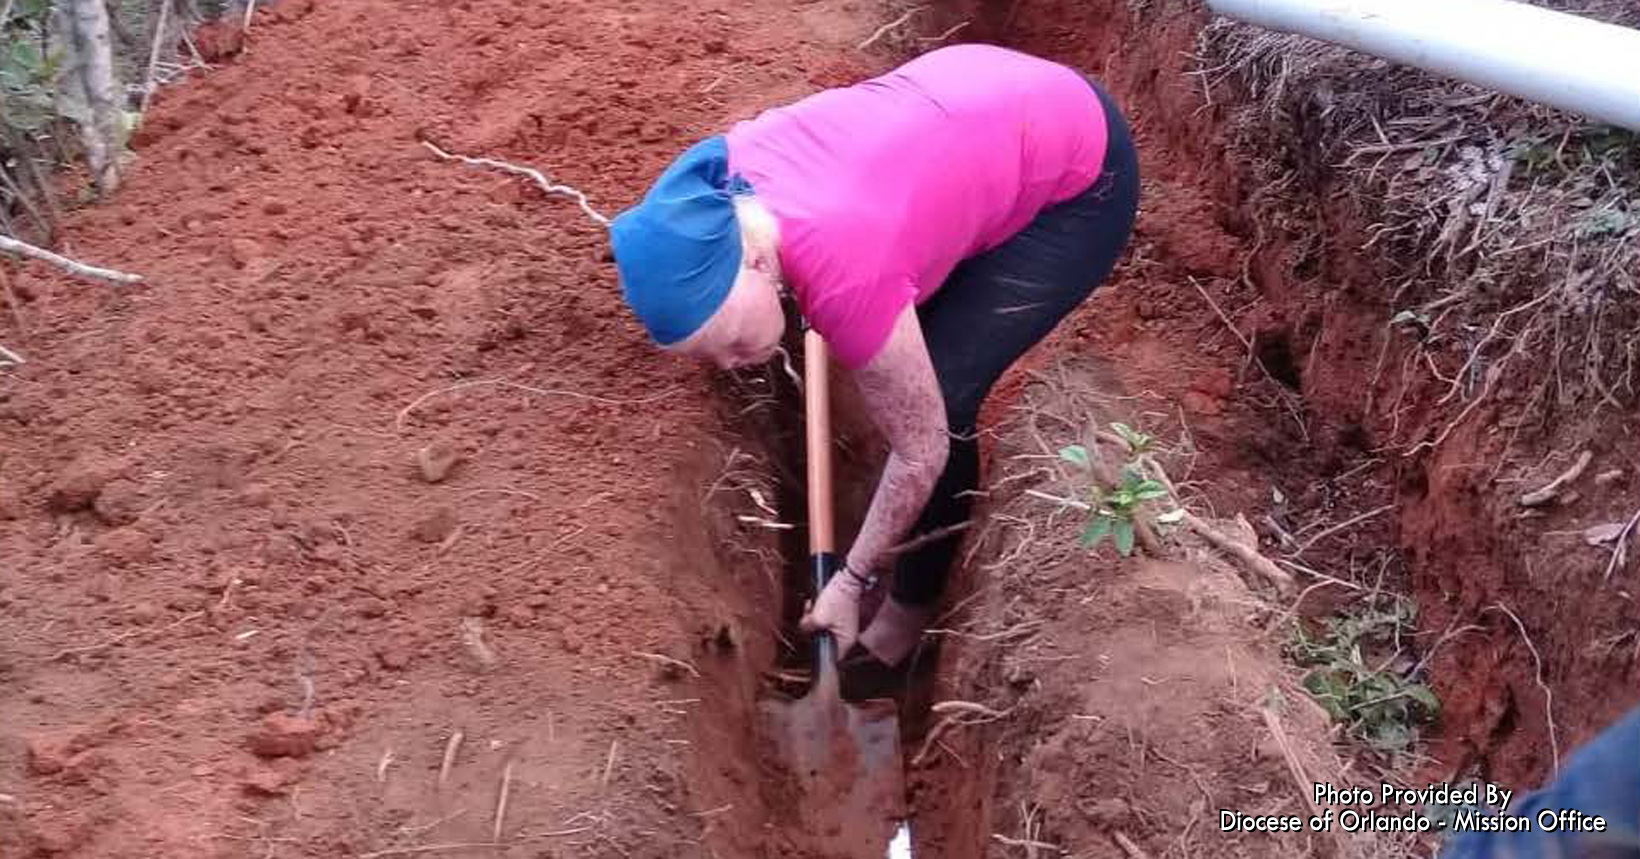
[804,328,835,556]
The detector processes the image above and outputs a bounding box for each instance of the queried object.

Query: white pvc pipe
[1204,0,1640,133]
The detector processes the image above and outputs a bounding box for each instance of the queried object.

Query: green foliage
[1286,596,1439,754]
[1058,430,1174,558]
[2,0,59,133]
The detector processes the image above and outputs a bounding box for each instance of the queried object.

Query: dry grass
[1198,0,1640,444]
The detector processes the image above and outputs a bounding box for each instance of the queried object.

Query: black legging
[891,76,1140,607]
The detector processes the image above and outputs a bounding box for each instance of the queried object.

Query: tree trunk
[51,0,123,196]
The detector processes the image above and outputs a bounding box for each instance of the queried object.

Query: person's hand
[799,568,866,655]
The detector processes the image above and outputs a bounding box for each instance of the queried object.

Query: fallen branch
[1518,450,1593,507]
[0,234,143,284]
[420,141,610,227]
[0,343,23,365]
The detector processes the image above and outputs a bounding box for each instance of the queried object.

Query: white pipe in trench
[1204,0,1640,133]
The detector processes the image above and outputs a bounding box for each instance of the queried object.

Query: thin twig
[396,379,677,431]
[992,833,1059,853]
[1290,504,1396,557]
[1188,276,1252,351]
[437,731,463,787]
[857,5,925,50]
[880,521,972,560]
[1602,507,1640,584]
[492,761,513,842]
[630,651,702,678]
[601,740,619,791]
[1486,603,1558,774]
[140,0,172,114]
[1112,831,1153,859]
[241,0,255,30]
[0,234,143,284]
[51,611,203,661]
[360,841,492,858]
[0,342,23,365]
[919,20,969,43]
[421,141,610,227]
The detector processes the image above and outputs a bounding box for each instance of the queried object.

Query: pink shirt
[725,44,1109,368]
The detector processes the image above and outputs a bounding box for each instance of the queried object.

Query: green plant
[1,0,60,134]
[1286,596,1440,753]
[1059,438,1171,557]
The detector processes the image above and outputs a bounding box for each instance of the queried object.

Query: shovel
[759,328,912,858]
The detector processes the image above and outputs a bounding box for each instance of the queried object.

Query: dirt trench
[3,0,1636,858]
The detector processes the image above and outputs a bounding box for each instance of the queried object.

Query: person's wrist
[839,559,877,590]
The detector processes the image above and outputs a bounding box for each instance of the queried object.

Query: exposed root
[1182,511,1295,596]
[1518,450,1593,507]
[1290,503,1396,557]
[1485,603,1559,775]
[420,141,611,227]
[913,700,1015,767]
[857,5,925,50]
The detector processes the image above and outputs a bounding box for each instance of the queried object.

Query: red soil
[4,0,1636,856]
[0,0,888,855]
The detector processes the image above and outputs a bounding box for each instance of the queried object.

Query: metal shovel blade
[759,650,907,859]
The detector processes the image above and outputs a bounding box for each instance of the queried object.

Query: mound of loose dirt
[940,0,1640,804]
[899,358,1396,859]
[0,0,894,856]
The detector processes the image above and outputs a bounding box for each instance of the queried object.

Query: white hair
[732,195,781,268]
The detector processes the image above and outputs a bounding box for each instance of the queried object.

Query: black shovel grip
[811,551,841,669]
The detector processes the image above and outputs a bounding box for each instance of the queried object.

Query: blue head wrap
[609,136,752,346]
